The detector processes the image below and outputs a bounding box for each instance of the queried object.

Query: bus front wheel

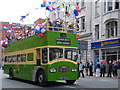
[66,80,76,85]
[37,71,47,87]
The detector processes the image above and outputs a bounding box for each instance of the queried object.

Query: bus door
[36,49,41,66]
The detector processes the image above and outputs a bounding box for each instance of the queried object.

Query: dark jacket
[108,63,112,72]
[96,64,100,69]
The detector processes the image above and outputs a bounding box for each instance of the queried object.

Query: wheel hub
[39,75,43,83]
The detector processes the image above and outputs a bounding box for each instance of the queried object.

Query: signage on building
[56,38,71,45]
[91,38,120,49]
[77,40,88,50]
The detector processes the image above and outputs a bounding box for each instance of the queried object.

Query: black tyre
[66,80,76,85]
[9,68,14,79]
[36,71,47,87]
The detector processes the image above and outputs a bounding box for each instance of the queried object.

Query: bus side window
[8,56,12,62]
[21,54,26,62]
[4,56,7,62]
[12,55,17,62]
[17,54,20,62]
[42,48,48,64]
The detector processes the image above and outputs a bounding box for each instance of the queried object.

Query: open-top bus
[4,30,79,86]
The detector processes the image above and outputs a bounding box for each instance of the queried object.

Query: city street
[0,70,118,88]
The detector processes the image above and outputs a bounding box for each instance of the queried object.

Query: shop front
[91,38,120,71]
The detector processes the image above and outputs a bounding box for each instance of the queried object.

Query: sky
[0,0,50,24]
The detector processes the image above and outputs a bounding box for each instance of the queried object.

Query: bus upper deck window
[42,48,48,64]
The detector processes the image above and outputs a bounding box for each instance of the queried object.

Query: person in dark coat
[112,61,118,77]
[89,61,93,76]
[85,61,89,76]
[100,60,105,77]
[107,61,112,77]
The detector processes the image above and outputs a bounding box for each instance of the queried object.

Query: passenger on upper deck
[68,22,74,33]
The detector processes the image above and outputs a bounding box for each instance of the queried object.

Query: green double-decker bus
[4,30,79,86]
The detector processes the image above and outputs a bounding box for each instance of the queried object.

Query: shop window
[42,48,48,64]
[95,25,99,40]
[27,53,34,61]
[115,0,119,9]
[12,55,16,62]
[21,54,26,62]
[17,54,20,62]
[106,21,118,38]
[108,0,113,11]
[4,56,7,62]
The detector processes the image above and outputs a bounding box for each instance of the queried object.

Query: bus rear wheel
[37,71,47,87]
[66,80,76,85]
[9,68,14,79]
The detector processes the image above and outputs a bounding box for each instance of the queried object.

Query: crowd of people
[5,18,79,45]
[44,18,79,32]
[79,60,120,78]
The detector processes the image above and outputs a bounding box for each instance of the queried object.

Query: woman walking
[96,62,100,77]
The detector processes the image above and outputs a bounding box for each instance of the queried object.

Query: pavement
[0,69,3,90]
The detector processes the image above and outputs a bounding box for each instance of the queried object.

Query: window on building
[76,18,80,31]
[81,16,85,30]
[115,0,119,9]
[106,21,118,38]
[81,0,85,8]
[108,0,113,11]
[21,54,26,62]
[42,48,48,64]
[95,0,100,17]
[95,25,99,40]
[104,0,106,13]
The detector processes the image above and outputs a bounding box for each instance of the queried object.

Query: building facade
[91,0,120,69]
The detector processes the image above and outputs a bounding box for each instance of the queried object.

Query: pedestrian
[89,61,93,76]
[117,59,120,78]
[85,61,89,76]
[79,62,84,78]
[112,61,118,78]
[96,62,100,78]
[100,60,105,77]
[107,61,112,78]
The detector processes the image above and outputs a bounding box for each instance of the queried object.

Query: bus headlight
[71,68,77,72]
[50,68,56,72]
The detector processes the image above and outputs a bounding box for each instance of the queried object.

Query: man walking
[79,62,84,78]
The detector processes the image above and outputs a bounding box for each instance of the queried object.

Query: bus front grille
[59,65,69,73]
